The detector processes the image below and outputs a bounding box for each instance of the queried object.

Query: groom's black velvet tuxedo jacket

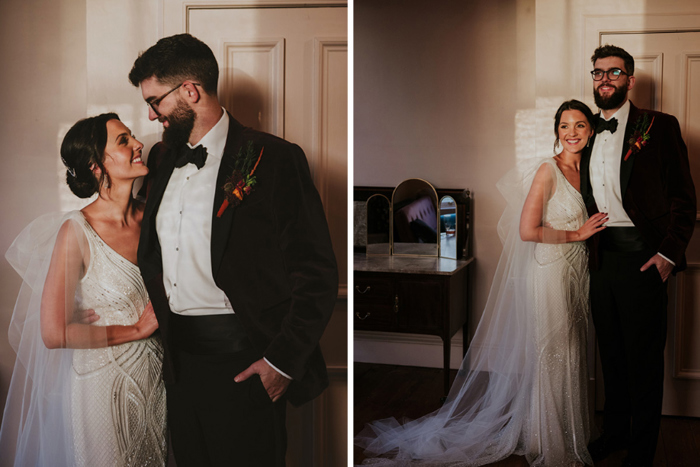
[137,115,338,407]
[581,102,696,272]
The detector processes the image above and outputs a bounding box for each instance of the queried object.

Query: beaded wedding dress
[357,159,593,467]
[0,212,166,467]
[70,213,166,467]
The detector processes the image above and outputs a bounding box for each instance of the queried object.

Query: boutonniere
[216,141,264,217]
[624,113,655,161]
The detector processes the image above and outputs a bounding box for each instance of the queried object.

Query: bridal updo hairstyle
[553,100,595,154]
[61,113,120,198]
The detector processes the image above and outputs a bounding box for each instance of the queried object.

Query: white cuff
[264,358,292,380]
[657,252,675,266]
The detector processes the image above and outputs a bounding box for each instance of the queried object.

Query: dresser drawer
[353,276,392,300]
[354,301,395,329]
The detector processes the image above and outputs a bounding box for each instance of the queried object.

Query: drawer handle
[356,311,371,320]
[394,294,399,313]
[355,285,372,294]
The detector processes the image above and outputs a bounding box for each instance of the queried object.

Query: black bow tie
[596,117,618,134]
[174,144,208,169]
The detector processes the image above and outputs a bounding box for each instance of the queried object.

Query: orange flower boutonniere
[216,141,264,217]
[624,113,655,161]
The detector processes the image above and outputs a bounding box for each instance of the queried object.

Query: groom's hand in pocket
[235,358,291,402]
[640,254,673,282]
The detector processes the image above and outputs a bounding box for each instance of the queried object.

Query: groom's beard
[594,82,628,110]
[162,99,196,148]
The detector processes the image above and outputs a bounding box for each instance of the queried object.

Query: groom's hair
[129,34,219,95]
[591,44,635,76]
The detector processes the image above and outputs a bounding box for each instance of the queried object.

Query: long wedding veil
[0,212,95,467]
[356,158,577,466]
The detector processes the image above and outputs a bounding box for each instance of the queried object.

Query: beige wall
[0,0,88,419]
[0,0,161,424]
[354,0,536,365]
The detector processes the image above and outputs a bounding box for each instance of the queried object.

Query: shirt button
[187,177,190,180]
[174,283,177,287]
[176,247,179,251]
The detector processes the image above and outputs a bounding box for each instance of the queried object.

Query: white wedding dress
[357,159,593,467]
[70,213,167,467]
[0,211,166,467]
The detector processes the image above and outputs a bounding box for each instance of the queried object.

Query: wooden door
[164,2,347,465]
[594,31,700,418]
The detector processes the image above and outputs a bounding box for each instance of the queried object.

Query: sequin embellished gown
[70,212,167,467]
[357,160,592,466]
[523,164,591,466]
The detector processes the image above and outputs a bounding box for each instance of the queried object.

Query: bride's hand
[575,212,608,241]
[133,301,158,339]
[73,308,100,325]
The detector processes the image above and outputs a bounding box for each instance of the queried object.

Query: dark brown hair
[61,113,119,198]
[128,34,219,95]
[591,44,635,76]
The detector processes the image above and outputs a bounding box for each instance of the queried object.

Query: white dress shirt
[590,99,632,227]
[157,110,231,316]
[156,109,291,378]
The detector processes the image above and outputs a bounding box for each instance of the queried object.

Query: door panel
[600,31,700,417]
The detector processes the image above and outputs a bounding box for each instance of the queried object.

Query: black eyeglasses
[146,82,201,113]
[590,68,629,81]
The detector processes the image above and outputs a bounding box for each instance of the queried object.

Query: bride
[356,100,605,466]
[0,113,166,467]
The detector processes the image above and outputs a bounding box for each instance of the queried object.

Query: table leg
[462,322,469,357]
[443,336,451,395]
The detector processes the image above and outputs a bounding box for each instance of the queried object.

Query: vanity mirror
[354,183,471,259]
[366,194,391,255]
[392,178,439,257]
[439,196,458,259]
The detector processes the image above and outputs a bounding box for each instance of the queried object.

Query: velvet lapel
[620,101,640,198]
[580,129,596,206]
[210,115,245,276]
[139,145,177,281]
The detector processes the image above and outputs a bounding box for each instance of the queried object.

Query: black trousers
[590,246,668,465]
[166,313,287,467]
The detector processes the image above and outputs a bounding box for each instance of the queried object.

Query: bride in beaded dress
[0,113,166,467]
[356,100,605,466]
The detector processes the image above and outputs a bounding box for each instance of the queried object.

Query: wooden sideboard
[354,253,474,394]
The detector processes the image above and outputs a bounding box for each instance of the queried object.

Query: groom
[129,34,338,466]
[581,45,696,466]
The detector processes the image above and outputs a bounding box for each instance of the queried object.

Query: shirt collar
[187,108,229,162]
[605,99,631,128]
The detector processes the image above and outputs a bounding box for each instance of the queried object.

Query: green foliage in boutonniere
[216,141,264,217]
[624,113,655,161]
